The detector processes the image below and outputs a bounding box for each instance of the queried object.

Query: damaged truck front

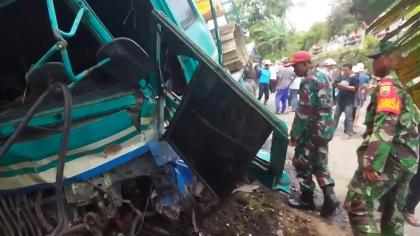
[0,0,288,235]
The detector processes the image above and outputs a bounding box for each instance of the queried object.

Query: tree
[233,0,292,58]
[250,17,289,58]
[326,0,360,38]
[300,22,329,50]
[236,0,292,29]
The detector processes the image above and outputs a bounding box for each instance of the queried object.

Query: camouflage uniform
[344,72,420,236]
[290,70,335,191]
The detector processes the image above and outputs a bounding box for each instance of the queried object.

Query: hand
[289,139,296,147]
[362,169,380,182]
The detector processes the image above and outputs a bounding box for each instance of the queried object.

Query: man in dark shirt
[333,64,358,138]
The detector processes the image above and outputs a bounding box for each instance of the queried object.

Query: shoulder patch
[376,77,401,115]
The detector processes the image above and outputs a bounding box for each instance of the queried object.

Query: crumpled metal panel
[165,65,272,198]
[152,10,288,199]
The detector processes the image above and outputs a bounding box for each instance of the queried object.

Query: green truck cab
[0,0,288,235]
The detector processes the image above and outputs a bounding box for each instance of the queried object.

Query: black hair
[342,63,353,70]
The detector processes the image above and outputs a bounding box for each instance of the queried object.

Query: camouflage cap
[368,40,395,59]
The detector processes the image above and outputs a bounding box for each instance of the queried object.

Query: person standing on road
[344,41,419,236]
[275,61,294,114]
[269,60,279,93]
[288,76,302,112]
[353,63,370,127]
[257,61,271,105]
[286,51,340,217]
[321,58,337,82]
[404,160,420,227]
[333,64,358,138]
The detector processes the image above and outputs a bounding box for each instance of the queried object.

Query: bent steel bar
[46,0,85,39]
[64,0,113,44]
[61,8,85,38]
[28,44,60,74]
[28,0,113,85]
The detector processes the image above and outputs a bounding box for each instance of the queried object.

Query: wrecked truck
[0,0,288,235]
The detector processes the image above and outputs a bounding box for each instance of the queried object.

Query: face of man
[342,66,352,77]
[372,49,403,77]
[372,55,388,77]
[293,62,309,77]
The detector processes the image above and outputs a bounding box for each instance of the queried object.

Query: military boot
[321,185,340,217]
[288,187,316,211]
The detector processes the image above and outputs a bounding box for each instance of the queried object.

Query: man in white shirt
[269,61,280,93]
[288,76,302,111]
[275,62,294,114]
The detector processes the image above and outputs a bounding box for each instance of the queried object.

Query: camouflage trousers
[344,166,413,236]
[292,138,335,191]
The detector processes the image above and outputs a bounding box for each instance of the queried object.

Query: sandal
[404,213,420,227]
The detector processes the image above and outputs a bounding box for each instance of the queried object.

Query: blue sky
[286,0,334,32]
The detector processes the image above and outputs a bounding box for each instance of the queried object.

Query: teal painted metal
[151,10,290,192]
[248,150,291,194]
[0,110,134,167]
[31,0,113,85]
[61,8,85,38]
[150,0,217,58]
[209,0,223,66]
[0,94,137,138]
[0,0,289,196]
[150,0,218,82]
[46,0,85,39]
[31,44,60,69]
[64,0,113,44]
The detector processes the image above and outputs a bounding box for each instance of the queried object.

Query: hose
[0,83,73,235]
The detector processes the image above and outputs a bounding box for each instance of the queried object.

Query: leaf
[350,0,395,23]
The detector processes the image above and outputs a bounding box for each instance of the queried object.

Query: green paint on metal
[61,8,85,38]
[140,98,158,131]
[0,94,137,138]
[209,0,223,66]
[32,44,60,69]
[1,111,134,166]
[65,0,113,44]
[150,0,218,82]
[1,130,138,177]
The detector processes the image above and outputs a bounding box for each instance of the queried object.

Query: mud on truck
[0,0,288,235]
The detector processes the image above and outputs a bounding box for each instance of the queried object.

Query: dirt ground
[200,185,351,236]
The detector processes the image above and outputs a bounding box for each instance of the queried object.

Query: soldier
[286,51,340,217]
[344,41,419,235]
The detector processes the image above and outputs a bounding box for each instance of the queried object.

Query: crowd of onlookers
[246,58,377,139]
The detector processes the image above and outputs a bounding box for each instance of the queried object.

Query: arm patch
[376,78,401,115]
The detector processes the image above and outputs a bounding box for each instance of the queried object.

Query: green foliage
[326,0,360,38]
[236,0,291,29]
[234,0,292,59]
[314,36,379,73]
[250,17,289,59]
[300,22,329,50]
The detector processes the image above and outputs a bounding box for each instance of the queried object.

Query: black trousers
[406,163,420,214]
[258,83,269,101]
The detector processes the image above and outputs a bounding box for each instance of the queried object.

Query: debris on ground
[200,185,352,236]
[232,184,260,194]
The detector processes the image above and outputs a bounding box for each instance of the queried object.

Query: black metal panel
[165,65,272,198]
[151,10,288,199]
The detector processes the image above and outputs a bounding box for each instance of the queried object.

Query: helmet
[353,63,365,73]
[263,60,272,65]
[324,58,337,66]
